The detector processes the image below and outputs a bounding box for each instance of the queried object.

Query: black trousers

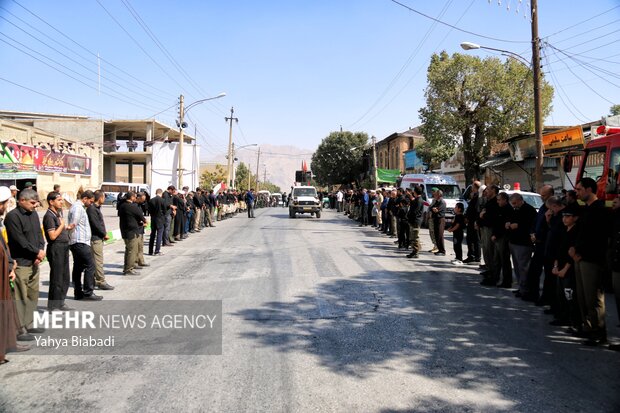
[149,222,164,255]
[173,212,185,237]
[47,241,70,309]
[453,231,464,261]
[398,220,410,248]
[70,243,95,297]
[362,204,369,225]
[466,223,480,261]
[433,217,446,253]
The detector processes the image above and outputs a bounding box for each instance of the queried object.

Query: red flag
[302,161,307,172]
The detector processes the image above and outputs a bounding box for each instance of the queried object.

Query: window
[606,147,620,194]
[581,148,605,182]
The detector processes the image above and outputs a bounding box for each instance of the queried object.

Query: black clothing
[119,202,145,239]
[450,214,466,261]
[86,204,107,241]
[430,198,446,219]
[148,196,167,227]
[71,243,95,297]
[478,197,498,228]
[575,199,608,262]
[407,197,424,227]
[507,202,537,246]
[5,206,45,266]
[492,204,512,238]
[47,241,70,309]
[43,209,70,244]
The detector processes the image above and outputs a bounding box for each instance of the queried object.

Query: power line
[0,76,105,115]
[94,0,192,99]
[348,0,454,129]
[9,0,175,101]
[357,0,477,129]
[0,15,173,107]
[543,3,620,39]
[389,0,529,44]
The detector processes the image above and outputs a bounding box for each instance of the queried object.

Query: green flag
[377,168,400,183]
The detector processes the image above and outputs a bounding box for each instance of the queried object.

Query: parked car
[103,193,118,207]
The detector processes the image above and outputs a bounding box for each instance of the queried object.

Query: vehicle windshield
[426,184,461,199]
[522,194,544,209]
[293,188,317,197]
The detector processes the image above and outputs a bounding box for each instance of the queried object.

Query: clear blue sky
[0,0,618,160]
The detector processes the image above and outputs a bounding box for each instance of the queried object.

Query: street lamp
[177,92,226,188]
[229,143,258,188]
[460,41,544,189]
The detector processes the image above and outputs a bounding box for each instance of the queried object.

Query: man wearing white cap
[7,186,18,214]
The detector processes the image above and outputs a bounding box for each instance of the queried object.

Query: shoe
[210,225,216,227]
[583,337,608,347]
[496,283,512,288]
[154,252,164,256]
[467,260,480,266]
[12,344,30,352]
[429,248,439,253]
[138,263,150,267]
[480,279,495,286]
[535,299,548,307]
[434,252,445,256]
[608,343,620,351]
[82,294,103,301]
[478,265,487,271]
[479,270,490,276]
[97,283,115,291]
[514,291,523,298]
[123,269,139,275]
[74,291,84,300]
[462,257,473,264]
[394,240,399,244]
[17,333,35,341]
[452,260,463,265]
[163,243,174,247]
[59,304,73,311]
[26,327,45,334]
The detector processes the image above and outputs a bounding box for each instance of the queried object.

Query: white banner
[150,142,200,192]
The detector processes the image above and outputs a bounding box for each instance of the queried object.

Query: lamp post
[177,92,226,188]
[461,36,544,189]
[230,143,258,189]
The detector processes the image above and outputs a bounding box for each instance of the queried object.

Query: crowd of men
[337,178,619,350]
[0,184,253,364]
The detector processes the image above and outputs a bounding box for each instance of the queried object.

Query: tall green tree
[311,131,369,187]
[234,162,256,191]
[200,164,227,190]
[419,51,554,183]
[610,104,620,116]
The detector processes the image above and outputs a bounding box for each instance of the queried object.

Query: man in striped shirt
[68,191,102,301]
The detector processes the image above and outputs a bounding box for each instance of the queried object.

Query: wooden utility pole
[255,147,261,191]
[178,94,185,188]
[531,0,544,189]
[372,135,378,188]
[225,107,238,189]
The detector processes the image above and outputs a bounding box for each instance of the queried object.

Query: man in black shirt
[43,191,75,311]
[506,193,536,290]
[430,189,447,256]
[88,190,113,291]
[464,181,481,264]
[162,186,175,246]
[119,192,147,275]
[486,192,512,287]
[193,188,203,232]
[407,186,424,258]
[5,189,45,334]
[573,177,608,345]
[148,189,167,256]
[479,185,499,284]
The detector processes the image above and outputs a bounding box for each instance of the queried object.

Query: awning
[480,157,512,169]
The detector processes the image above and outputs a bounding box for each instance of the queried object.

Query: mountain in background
[203,144,314,191]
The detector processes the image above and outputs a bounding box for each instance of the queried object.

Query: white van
[100,182,150,199]
[398,174,466,223]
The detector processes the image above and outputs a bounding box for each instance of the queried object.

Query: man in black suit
[119,191,147,275]
[148,189,166,256]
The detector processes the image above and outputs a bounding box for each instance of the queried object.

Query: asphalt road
[1,207,619,412]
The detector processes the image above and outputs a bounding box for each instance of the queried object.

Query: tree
[234,162,256,191]
[610,104,620,116]
[259,181,281,194]
[200,164,227,190]
[311,131,369,187]
[419,51,554,183]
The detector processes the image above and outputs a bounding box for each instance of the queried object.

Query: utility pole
[225,107,238,189]
[263,166,267,186]
[531,0,544,189]
[178,94,185,188]
[372,135,378,188]
[256,147,261,191]
[231,142,236,189]
[248,163,251,189]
